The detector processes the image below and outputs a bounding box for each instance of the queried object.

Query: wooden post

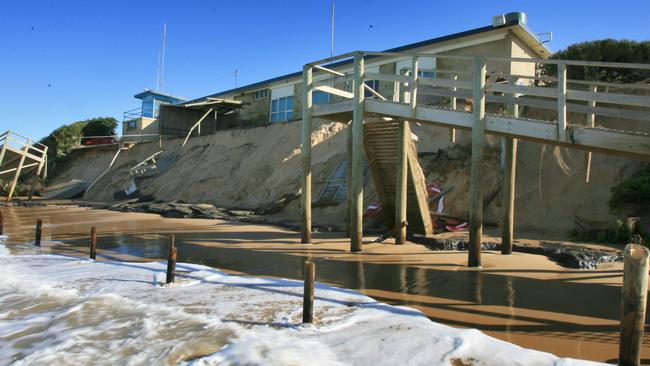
[395,120,409,244]
[36,146,47,177]
[501,138,517,254]
[166,235,177,284]
[350,53,365,252]
[501,85,519,255]
[619,244,649,366]
[90,226,97,259]
[409,56,418,113]
[34,218,42,246]
[346,122,353,238]
[585,85,597,183]
[0,132,9,172]
[302,260,315,323]
[301,65,313,244]
[557,63,567,142]
[0,209,3,235]
[7,149,27,202]
[450,73,458,143]
[468,57,486,267]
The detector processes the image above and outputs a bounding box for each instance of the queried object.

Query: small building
[122,90,187,136]
[157,12,551,136]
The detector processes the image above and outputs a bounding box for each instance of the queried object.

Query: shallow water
[1,204,645,363]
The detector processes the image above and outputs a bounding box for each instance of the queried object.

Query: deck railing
[305,51,650,138]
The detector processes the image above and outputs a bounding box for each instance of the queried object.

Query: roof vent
[493,12,527,27]
[492,14,506,27]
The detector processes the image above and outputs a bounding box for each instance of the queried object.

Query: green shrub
[569,219,636,244]
[609,168,650,210]
[39,117,118,176]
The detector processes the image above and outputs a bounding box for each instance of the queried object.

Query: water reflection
[1,206,644,362]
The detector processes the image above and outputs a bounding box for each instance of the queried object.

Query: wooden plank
[406,138,433,236]
[312,100,353,117]
[313,74,353,87]
[585,85,597,183]
[4,145,44,164]
[487,83,557,98]
[365,99,474,128]
[557,63,568,142]
[410,56,418,115]
[490,94,650,122]
[418,77,473,90]
[313,64,345,76]
[314,85,354,99]
[182,108,213,147]
[0,162,39,176]
[395,121,409,244]
[568,89,650,108]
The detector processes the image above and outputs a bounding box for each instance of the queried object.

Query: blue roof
[134,90,187,102]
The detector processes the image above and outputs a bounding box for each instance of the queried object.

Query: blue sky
[0,0,648,140]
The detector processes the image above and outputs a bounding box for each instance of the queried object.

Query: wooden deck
[300,51,650,265]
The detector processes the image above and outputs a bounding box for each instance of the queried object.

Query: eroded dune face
[49,116,645,234]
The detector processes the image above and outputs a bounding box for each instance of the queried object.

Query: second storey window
[254,89,269,100]
[271,95,294,122]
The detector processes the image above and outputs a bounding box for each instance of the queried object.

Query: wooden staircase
[364,121,433,236]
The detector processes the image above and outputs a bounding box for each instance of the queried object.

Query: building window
[126,120,137,131]
[364,80,380,98]
[254,89,269,100]
[142,97,154,118]
[418,70,436,78]
[271,96,294,122]
[313,90,330,105]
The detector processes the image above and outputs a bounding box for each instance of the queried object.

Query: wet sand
[1,203,644,363]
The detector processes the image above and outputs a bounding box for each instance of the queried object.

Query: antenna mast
[330,0,335,60]
[157,23,167,92]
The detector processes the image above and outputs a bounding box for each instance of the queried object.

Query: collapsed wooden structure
[300,51,650,266]
[157,98,244,145]
[0,131,48,201]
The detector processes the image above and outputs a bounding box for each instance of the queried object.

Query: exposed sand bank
[1,203,643,363]
[48,118,646,237]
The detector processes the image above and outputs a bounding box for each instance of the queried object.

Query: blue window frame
[271,95,294,122]
[142,97,154,118]
[418,70,436,78]
[313,90,330,105]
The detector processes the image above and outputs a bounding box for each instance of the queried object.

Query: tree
[542,39,650,83]
[80,117,118,137]
[39,116,118,176]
